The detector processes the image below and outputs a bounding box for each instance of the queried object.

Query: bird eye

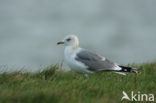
[67,38,71,41]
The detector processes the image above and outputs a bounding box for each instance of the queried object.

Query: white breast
[64,46,92,73]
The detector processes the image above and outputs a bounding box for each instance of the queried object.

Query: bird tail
[114,72,126,75]
[119,66,139,74]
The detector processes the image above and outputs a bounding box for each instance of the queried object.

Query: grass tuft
[0,63,156,103]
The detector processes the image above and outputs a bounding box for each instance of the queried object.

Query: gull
[57,35,138,76]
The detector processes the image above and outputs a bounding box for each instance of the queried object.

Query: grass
[0,63,156,103]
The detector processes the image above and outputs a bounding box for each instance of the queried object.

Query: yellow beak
[57,41,64,45]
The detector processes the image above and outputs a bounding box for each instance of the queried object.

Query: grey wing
[75,49,116,71]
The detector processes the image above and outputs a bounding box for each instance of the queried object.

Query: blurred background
[0,0,156,72]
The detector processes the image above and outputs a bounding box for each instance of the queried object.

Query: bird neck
[65,45,79,54]
[70,42,79,49]
[73,44,78,49]
[73,40,79,49]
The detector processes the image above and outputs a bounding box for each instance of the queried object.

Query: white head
[57,35,79,48]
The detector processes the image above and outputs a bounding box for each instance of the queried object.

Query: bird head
[57,35,79,48]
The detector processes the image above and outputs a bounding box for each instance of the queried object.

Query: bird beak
[57,41,64,45]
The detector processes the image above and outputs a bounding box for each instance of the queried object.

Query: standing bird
[57,35,139,76]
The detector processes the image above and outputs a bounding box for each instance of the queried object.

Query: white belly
[64,47,92,73]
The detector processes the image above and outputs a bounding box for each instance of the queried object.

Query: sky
[0,0,156,72]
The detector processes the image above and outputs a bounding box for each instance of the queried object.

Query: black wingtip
[119,66,140,74]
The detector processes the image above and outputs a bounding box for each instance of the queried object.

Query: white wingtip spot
[101,57,106,61]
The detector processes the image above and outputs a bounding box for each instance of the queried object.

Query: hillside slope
[0,63,156,103]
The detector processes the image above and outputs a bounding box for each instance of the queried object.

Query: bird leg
[84,73,88,78]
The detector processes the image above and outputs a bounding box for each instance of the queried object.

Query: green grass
[0,63,156,103]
